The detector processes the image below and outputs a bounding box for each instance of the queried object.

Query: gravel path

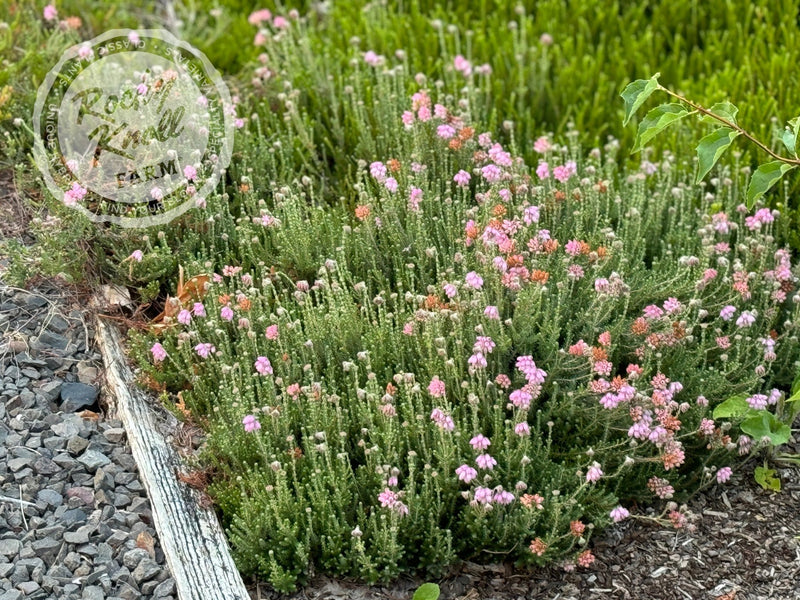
[0,284,175,600]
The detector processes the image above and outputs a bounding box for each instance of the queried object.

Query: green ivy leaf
[621,73,660,126]
[696,127,740,183]
[740,411,791,447]
[700,101,739,126]
[782,116,800,156]
[713,394,750,419]
[746,161,796,208]
[632,103,689,153]
[413,583,441,600]
[754,465,781,492]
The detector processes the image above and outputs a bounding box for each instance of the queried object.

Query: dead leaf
[152,265,210,330]
[136,531,156,559]
[78,410,100,421]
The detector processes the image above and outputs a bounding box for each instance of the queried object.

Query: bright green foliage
[754,464,781,492]
[695,128,740,183]
[747,162,796,206]
[413,583,441,600]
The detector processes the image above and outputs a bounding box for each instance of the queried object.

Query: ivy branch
[621,73,799,206]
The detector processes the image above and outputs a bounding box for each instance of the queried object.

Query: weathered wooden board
[96,317,250,600]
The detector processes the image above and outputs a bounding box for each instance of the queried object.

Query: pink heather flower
[663,297,681,314]
[473,336,495,354]
[746,394,768,410]
[192,302,206,317]
[434,104,448,119]
[516,356,547,384]
[478,132,492,147]
[430,408,455,431]
[523,205,540,224]
[493,488,515,505]
[484,305,500,320]
[370,161,387,182]
[402,322,414,335]
[380,403,397,417]
[577,550,595,568]
[150,343,167,363]
[255,356,273,375]
[720,305,736,320]
[428,377,446,398]
[468,353,487,369]
[716,466,732,483]
[736,311,756,328]
[63,182,87,206]
[564,240,582,257]
[533,136,552,153]
[474,486,493,504]
[585,462,603,483]
[553,165,572,183]
[437,124,457,139]
[248,8,272,25]
[265,324,279,340]
[183,165,197,181]
[536,162,550,180]
[286,383,301,398]
[567,264,585,280]
[643,304,664,320]
[384,177,398,193]
[177,309,191,325]
[716,336,731,349]
[136,83,148,95]
[378,488,399,508]
[514,422,531,436]
[495,374,511,389]
[481,164,503,182]
[510,388,533,409]
[454,170,471,187]
[456,464,478,483]
[272,16,289,29]
[220,306,234,321]
[696,395,709,407]
[443,283,458,298]
[469,434,491,451]
[129,250,143,262]
[475,454,497,470]
[43,4,58,21]
[610,506,630,522]
[408,187,423,212]
[768,389,781,405]
[242,414,261,433]
[453,54,472,76]
[593,360,613,377]
[465,271,484,289]
[598,331,611,347]
[417,105,431,121]
[699,418,715,435]
[402,110,415,127]
[77,44,93,60]
[194,343,215,358]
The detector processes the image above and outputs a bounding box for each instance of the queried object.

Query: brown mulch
[249,451,800,600]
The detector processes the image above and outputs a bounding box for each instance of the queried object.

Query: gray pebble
[131,557,161,584]
[60,382,99,412]
[77,449,111,472]
[0,539,21,557]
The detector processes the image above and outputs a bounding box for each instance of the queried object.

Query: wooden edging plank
[96,317,250,600]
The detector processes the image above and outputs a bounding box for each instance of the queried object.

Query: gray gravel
[0,284,175,600]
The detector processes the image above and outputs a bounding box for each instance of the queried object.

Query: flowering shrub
[128,41,800,591]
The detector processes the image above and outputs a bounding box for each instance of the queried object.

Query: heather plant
[128,43,800,590]
[4,2,800,593]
